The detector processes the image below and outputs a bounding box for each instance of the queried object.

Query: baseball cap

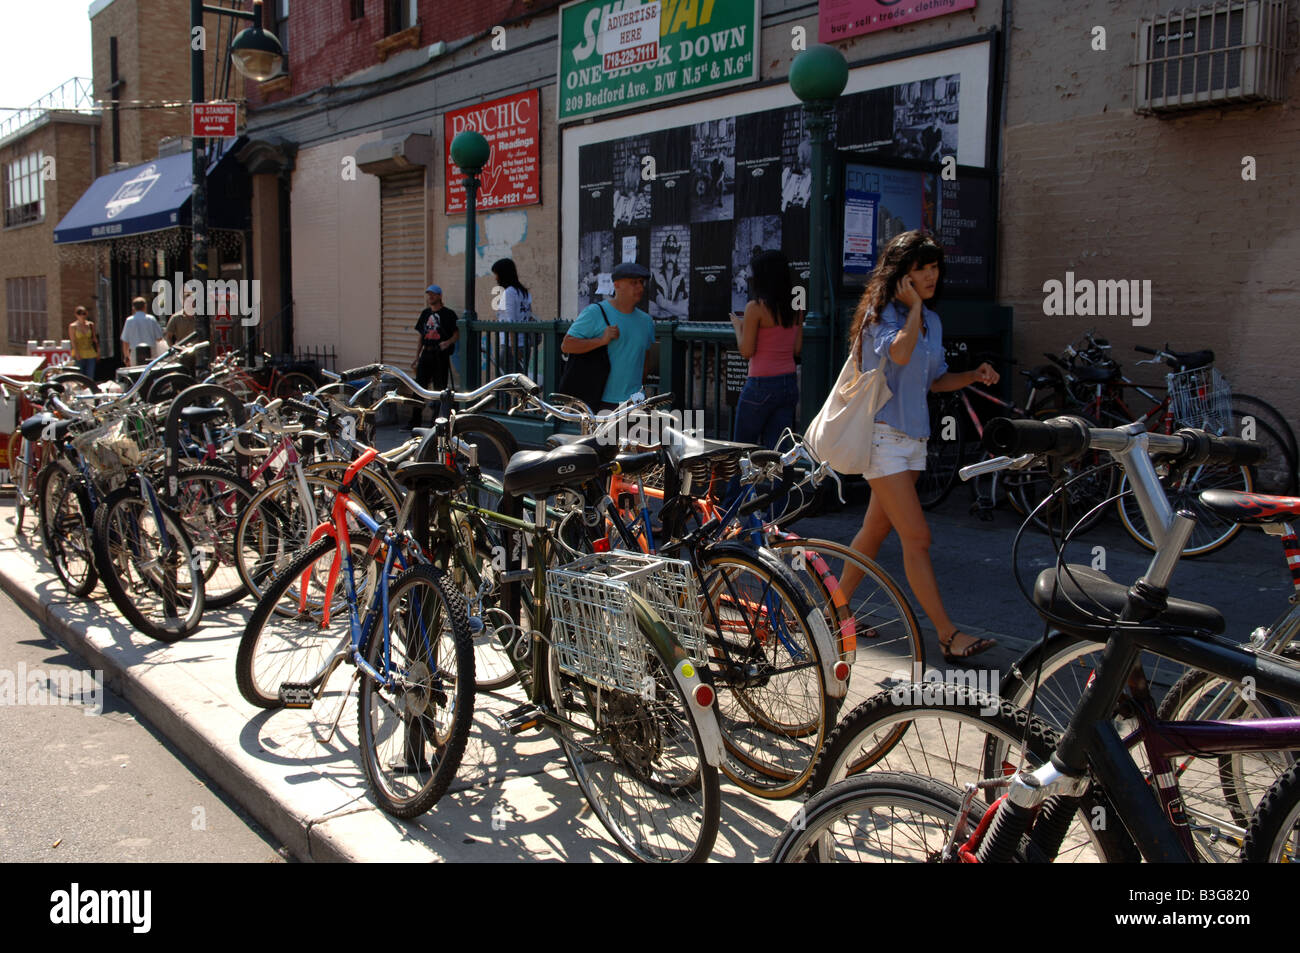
[426,284,442,294]
[611,262,650,281]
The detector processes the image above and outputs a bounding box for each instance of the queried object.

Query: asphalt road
[0,595,287,863]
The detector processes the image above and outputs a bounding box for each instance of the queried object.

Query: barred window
[350,0,364,20]
[5,276,47,346]
[4,151,46,228]
[385,0,416,34]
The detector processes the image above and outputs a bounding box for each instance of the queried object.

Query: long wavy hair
[491,257,528,297]
[848,230,944,350]
[748,249,797,329]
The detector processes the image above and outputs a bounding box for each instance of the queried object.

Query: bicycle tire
[696,543,837,798]
[92,486,205,641]
[274,371,318,399]
[803,686,1135,863]
[1232,393,1298,470]
[1117,463,1251,558]
[1242,762,1300,862]
[146,372,198,406]
[234,472,390,608]
[1156,663,1299,862]
[357,564,475,819]
[235,535,377,708]
[173,465,256,609]
[771,771,968,863]
[764,537,925,712]
[1227,408,1296,496]
[36,465,97,598]
[545,610,721,862]
[1013,410,1117,537]
[917,396,964,510]
[9,429,41,534]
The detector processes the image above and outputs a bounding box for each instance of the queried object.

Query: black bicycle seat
[503,443,600,497]
[392,460,464,493]
[544,431,619,463]
[1165,348,1215,371]
[1072,364,1119,384]
[180,406,227,424]
[19,413,74,442]
[661,425,756,470]
[1033,565,1224,635]
[1199,489,1300,526]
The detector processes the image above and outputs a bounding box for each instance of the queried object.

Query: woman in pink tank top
[729,250,803,449]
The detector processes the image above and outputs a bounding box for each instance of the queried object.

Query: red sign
[192,102,239,138]
[444,90,541,215]
[819,0,977,42]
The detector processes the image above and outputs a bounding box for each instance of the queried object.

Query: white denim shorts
[862,423,927,480]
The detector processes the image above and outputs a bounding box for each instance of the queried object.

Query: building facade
[238,0,1300,415]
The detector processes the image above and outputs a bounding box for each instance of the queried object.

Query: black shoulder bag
[558,303,612,409]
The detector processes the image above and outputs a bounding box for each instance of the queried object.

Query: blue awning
[53,141,246,244]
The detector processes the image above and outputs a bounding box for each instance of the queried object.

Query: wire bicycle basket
[546,551,707,693]
[1167,366,1231,435]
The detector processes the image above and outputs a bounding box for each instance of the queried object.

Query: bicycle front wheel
[358,565,474,819]
[1243,764,1300,863]
[916,396,963,510]
[93,487,205,642]
[697,544,836,798]
[546,630,720,862]
[1117,463,1251,557]
[174,465,256,609]
[36,464,97,597]
[770,772,967,863]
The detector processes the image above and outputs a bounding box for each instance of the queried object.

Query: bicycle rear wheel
[770,772,967,863]
[9,430,41,534]
[546,626,720,862]
[357,565,474,819]
[697,544,837,798]
[36,465,97,597]
[174,465,256,609]
[1227,407,1296,496]
[1117,463,1250,557]
[1243,764,1300,863]
[917,396,963,510]
[93,486,205,642]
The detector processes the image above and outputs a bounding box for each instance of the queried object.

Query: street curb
[0,544,355,863]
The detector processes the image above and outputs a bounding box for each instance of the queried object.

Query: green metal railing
[454,303,1011,447]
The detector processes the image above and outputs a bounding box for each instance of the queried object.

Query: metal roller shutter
[379,170,426,367]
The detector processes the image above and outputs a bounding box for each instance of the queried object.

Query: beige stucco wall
[289,132,382,371]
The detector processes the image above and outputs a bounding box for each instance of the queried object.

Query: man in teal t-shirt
[563,261,656,409]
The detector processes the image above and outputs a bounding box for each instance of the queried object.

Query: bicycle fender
[629,594,725,767]
[708,540,849,700]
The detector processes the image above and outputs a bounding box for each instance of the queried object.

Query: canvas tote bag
[805,337,891,474]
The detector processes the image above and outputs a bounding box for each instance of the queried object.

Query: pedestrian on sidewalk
[68,305,99,379]
[119,297,164,367]
[491,258,534,383]
[409,284,458,429]
[837,230,1000,664]
[729,249,802,449]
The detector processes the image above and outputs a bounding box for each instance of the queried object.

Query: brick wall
[0,118,100,352]
[1001,1,1300,415]
[250,0,565,105]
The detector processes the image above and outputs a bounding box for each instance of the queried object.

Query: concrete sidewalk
[0,458,1289,862]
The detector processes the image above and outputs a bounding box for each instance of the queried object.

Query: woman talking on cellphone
[837,230,1000,664]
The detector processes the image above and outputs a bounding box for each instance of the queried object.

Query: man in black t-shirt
[410,283,459,428]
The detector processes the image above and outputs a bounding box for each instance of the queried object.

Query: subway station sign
[558,0,759,123]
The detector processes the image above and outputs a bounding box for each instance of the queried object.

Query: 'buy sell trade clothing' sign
[444,90,541,215]
[820,0,978,42]
[558,0,759,123]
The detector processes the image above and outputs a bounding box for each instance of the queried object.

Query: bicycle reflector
[692,683,715,709]
[593,537,611,553]
[833,660,851,683]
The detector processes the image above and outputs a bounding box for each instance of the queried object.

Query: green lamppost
[789,44,848,428]
[191,0,283,369]
[450,130,491,387]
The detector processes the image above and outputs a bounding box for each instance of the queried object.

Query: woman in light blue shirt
[837,231,1000,664]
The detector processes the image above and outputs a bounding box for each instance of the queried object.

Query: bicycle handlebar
[983,416,1267,468]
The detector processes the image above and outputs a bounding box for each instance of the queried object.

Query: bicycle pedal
[501,703,543,735]
[279,682,315,709]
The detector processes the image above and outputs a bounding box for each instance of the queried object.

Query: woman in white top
[491,258,535,382]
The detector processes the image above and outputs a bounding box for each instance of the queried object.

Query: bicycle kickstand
[313,669,362,746]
